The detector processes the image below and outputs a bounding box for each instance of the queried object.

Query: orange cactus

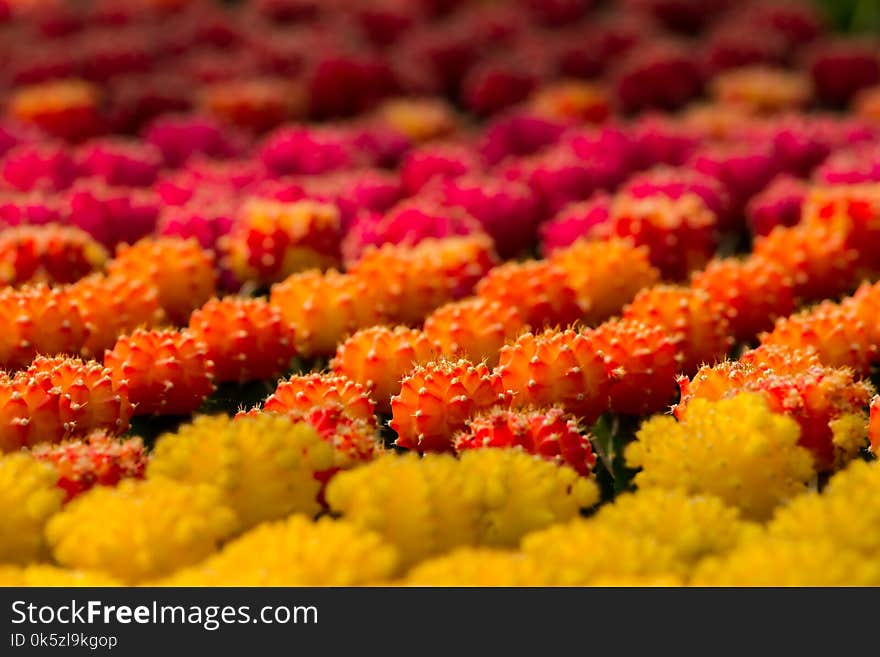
[0,371,66,451]
[0,285,87,369]
[199,78,304,132]
[224,198,341,286]
[802,183,880,276]
[269,269,383,356]
[0,225,108,287]
[32,432,146,502]
[760,302,877,375]
[188,297,297,382]
[710,66,813,114]
[330,326,439,414]
[0,373,30,452]
[0,356,131,452]
[475,260,584,329]
[263,374,377,427]
[423,298,526,368]
[67,274,166,359]
[496,329,611,424]
[739,344,822,374]
[25,356,133,437]
[752,223,858,302]
[549,238,660,326]
[8,79,102,141]
[588,318,679,416]
[691,256,796,342]
[376,97,459,143]
[106,238,216,325]
[622,285,732,375]
[528,81,610,123]
[350,235,498,325]
[390,359,507,452]
[104,329,214,416]
[602,193,718,281]
[842,280,880,349]
[454,407,597,476]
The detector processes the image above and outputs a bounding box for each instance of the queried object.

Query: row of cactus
[1,0,880,587]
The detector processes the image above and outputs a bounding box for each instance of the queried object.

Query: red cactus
[104,329,214,416]
[454,407,596,477]
[107,238,216,325]
[391,359,507,452]
[496,329,612,423]
[623,285,732,375]
[588,318,678,416]
[32,432,146,502]
[264,374,377,427]
[0,225,108,286]
[330,326,438,415]
[187,297,297,383]
[475,260,583,329]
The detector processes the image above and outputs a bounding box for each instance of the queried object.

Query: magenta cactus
[143,113,246,167]
[0,191,65,228]
[341,198,485,266]
[539,192,612,256]
[688,142,780,216]
[1,143,77,192]
[259,124,363,176]
[746,174,807,237]
[627,113,706,169]
[157,196,238,252]
[622,166,733,230]
[76,137,163,187]
[478,111,568,166]
[400,141,481,195]
[814,144,880,185]
[439,173,540,258]
[62,180,160,248]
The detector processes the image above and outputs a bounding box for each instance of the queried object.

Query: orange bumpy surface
[225,198,341,286]
[802,183,880,276]
[623,285,732,376]
[0,225,108,287]
[0,356,131,452]
[263,373,377,426]
[32,432,146,502]
[107,238,216,325]
[843,281,880,350]
[423,297,526,368]
[588,318,679,416]
[549,238,660,326]
[103,329,214,416]
[475,260,584,329]
[602,193,718,281]
[330,326,439,414]
[68,274,166,359]
[454,407,597,477]
[390,359,507,452]
[0,285,87,369]
[691,256,795,342]
[496,329,611,424]
[269,269,383,356]
[760,301,877,375]
[350,236,498,325]
[188,296,297,382]
[739,344,823,374]
[752,223,858,302]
